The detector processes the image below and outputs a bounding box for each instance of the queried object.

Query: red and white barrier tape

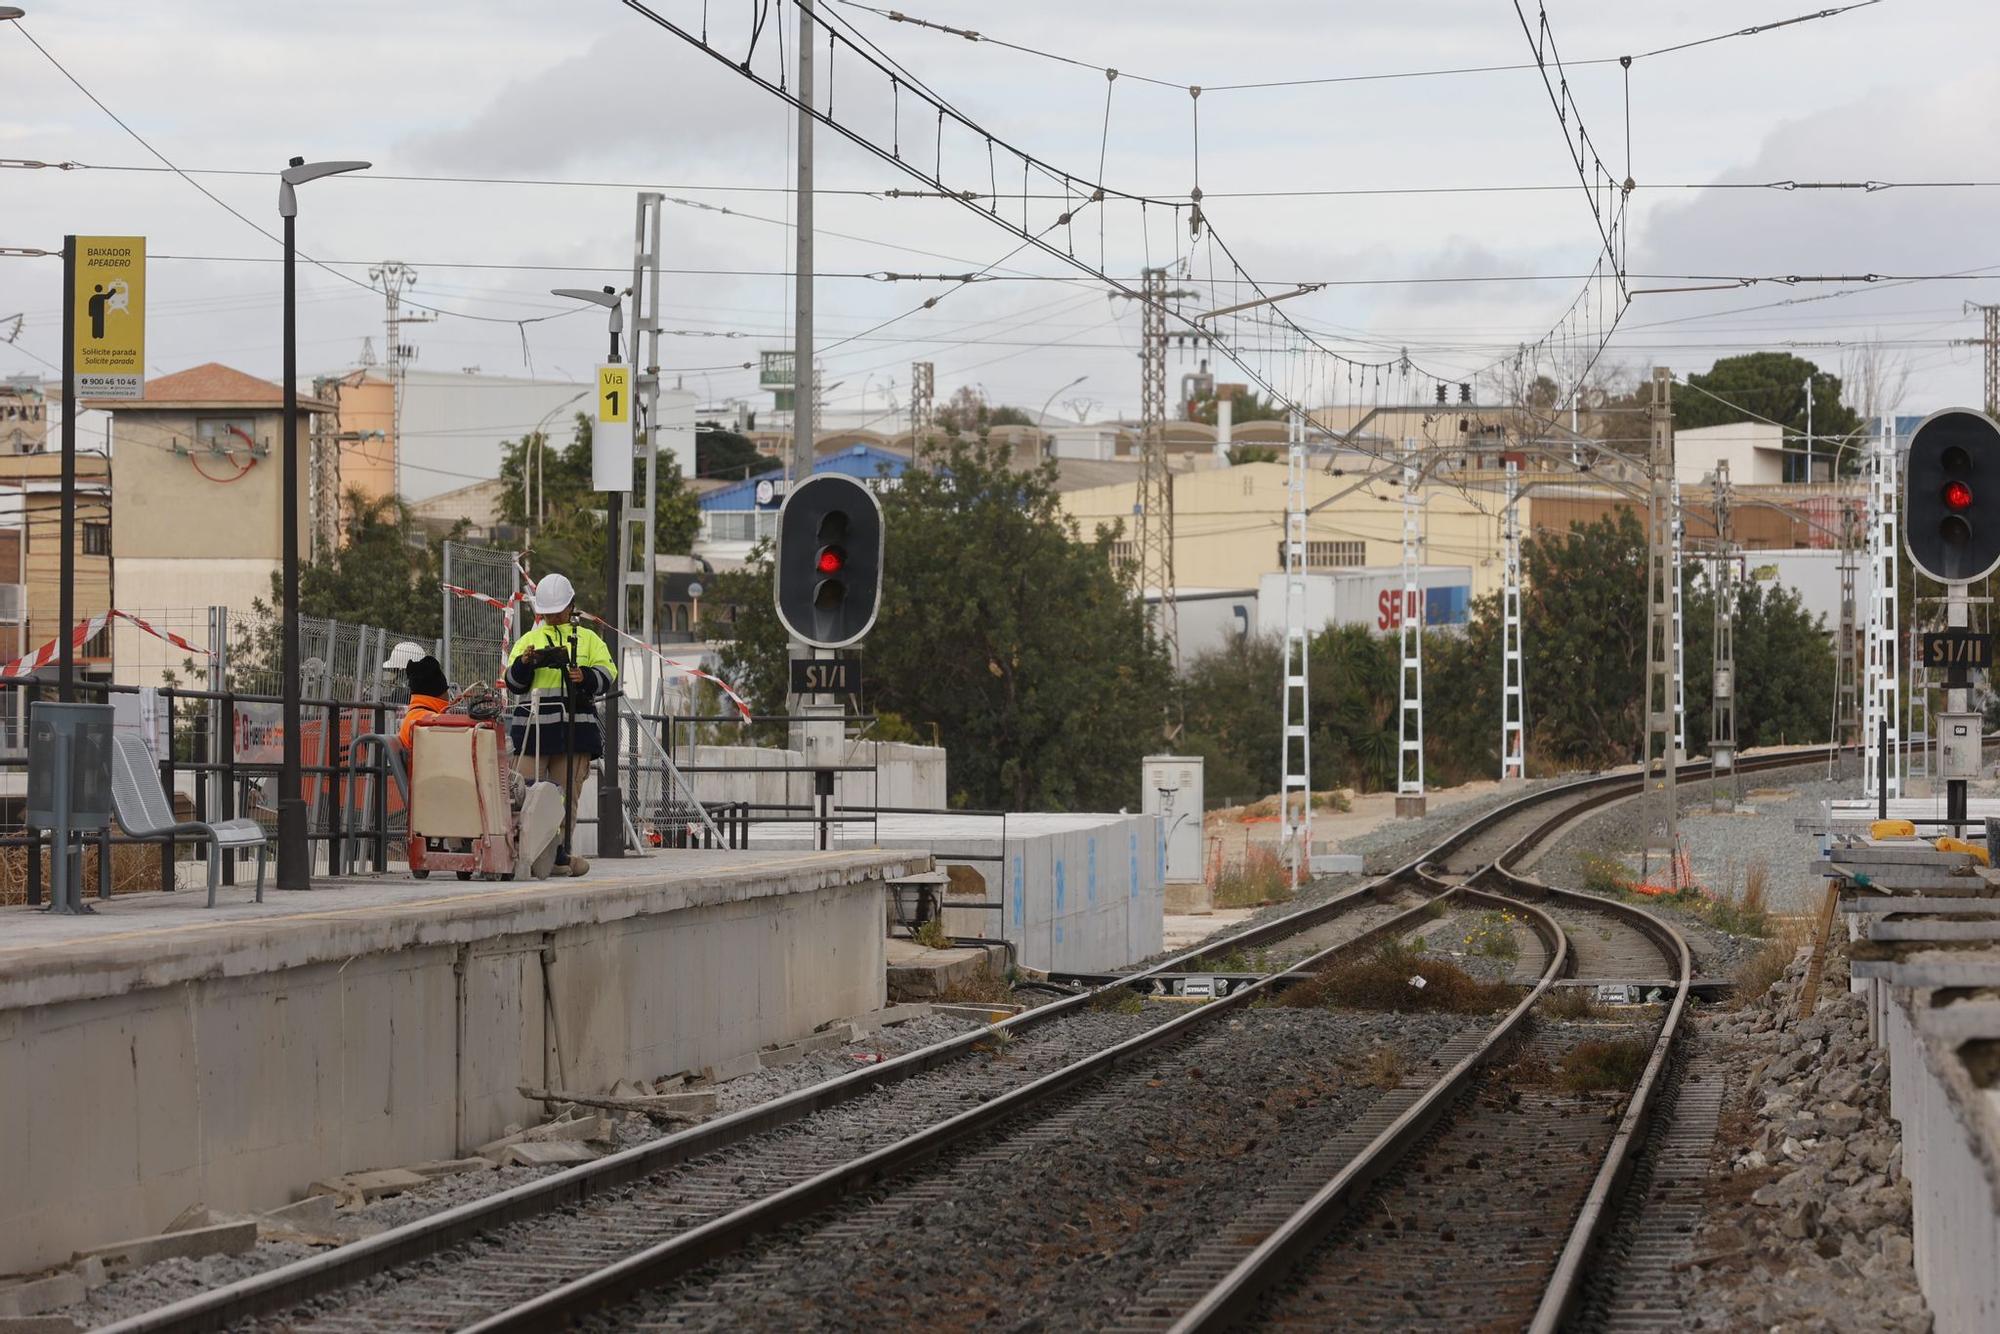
[440,580,753,721]
[0,609,212,679]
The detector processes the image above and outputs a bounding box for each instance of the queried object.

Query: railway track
[107,746,1834,1334]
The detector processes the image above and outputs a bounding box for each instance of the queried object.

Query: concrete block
[759,1026,855,1068]
[304,1168,428,1206]
[931,1002,1022,1024]
[261,1195,338,1226]
[161,1203,210,1234]
[474,1115,612,1159]
[632,1089,718,1116]
[0,1273,83,1319]
[67,1260,104,1293]
[696,1051,764,1085]
[407,1158,496,1179]
[0,1317,83,1333]
[846,1003,932,1034]
[76,1220,256,1269]
[499,1140,599,1167]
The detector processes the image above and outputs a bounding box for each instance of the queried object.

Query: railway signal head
[774,473,884,648]
[1906,408,2000,584]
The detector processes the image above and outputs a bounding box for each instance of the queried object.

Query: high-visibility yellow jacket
[504,620,617,757]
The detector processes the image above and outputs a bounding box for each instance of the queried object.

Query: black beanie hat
[406,656,448,698]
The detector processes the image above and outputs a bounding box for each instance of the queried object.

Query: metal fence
[442,540,521,687]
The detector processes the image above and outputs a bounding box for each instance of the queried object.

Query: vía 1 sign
[592,364,633,492]
[70,236,145,399]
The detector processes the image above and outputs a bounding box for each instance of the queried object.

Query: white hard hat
[382,641,429,670]
[532,572,576,615]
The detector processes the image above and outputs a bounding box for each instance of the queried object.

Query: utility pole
[791,0,816,486]
[366,261,431,499]
[1278,406,1312,889]
[1500,459,1525,781]
[1136,266,1178,681]
[1956,302,2000,417]
[1641,368,1679,887]
[1396,435,1426,817]
[1804,374,1814,484]
[909,360,934,451]
[307,375,342,561]
[1711,460,1738,812]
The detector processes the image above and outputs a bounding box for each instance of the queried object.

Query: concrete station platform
[0,847,924,1275]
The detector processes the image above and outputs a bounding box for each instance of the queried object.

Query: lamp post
[550,286,626,859]
[277,155,368,891]
[1038,375,1088,455]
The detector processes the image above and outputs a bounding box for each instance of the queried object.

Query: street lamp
[0,9,27,21]
[549,285,626,860]
[277,154,368,892]
[1038,374,1088,455]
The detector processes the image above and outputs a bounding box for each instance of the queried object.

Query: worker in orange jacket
[384,642,449,749]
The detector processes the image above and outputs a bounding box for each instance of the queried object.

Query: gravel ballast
[589,1007,1483,1331]
[1675,948,1931,1331]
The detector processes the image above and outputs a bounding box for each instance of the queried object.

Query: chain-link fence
[442,540,521,687]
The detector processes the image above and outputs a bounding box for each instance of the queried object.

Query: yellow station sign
[71,236,145,398]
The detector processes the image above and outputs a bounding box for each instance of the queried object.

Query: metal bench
[110,731,268,907]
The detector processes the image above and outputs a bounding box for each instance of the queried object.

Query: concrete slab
[499,1141,599,1168]
[885,936,1007,1002]
[76,1220,255,1269]
[0,847,921,1276]
[0,1274,82,1319]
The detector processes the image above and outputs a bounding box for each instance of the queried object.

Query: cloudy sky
[4,0,1997,441]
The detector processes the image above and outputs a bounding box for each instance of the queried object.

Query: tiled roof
[99,362,335,411]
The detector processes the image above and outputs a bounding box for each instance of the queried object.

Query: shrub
[1730,918,1812,1007]
[1579,853,1636,897]
[912,916,953,950]
[1541,987,1603,1021]
[1463,910,1521,960]
[1362,1046,1408,1087]
[1557,1038,1652,1091]
[1213,846,1293,909]
[1281,941,1519,1014]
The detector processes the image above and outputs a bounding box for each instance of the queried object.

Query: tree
[279,490,451,636]
[1225,444,1282,465]
[715,437,1173,810]
[696,422,773,481]
[495,412,700,615]
[1677,353,1861,464]
[933,385,1034,437]
[1189,388,1285,426]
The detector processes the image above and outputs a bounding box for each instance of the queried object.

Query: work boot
[566,854,591,877]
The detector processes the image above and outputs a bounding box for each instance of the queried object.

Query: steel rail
[1165,877,1569,1332]
[1167,767,1722,1332]
[461,882,1560,1330]
[104,744,1838,1334]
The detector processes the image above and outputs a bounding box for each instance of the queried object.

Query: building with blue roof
[695,443,911,565]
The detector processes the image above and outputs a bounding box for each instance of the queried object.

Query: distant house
[96,363,332,686]
[694,443,909,566]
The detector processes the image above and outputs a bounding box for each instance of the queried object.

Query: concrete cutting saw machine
[406,706,564,881]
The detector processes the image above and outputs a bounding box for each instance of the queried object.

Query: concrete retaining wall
[1884,985,2000,1333]
[678,741,945,814]
[0,859,896,1275]
[920,811,1165,973]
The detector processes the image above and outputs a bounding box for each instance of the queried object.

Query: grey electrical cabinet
[27,701,116,830]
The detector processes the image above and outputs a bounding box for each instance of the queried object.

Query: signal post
[1904,408,2000,832]
[774,474,884,848]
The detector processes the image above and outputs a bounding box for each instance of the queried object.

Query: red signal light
[816,547,845,574]
[1946,480,1975,511]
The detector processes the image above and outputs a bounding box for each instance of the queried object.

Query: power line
[15,159,1996,199]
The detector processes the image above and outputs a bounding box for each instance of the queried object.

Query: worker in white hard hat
[503,572,616,875]
[382,641,450,749]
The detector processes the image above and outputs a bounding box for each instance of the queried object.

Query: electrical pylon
[1711,460,1739,812]
[1279,407,1312,887]
[1641,368,1680,887]
[1500,459,1525,780]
